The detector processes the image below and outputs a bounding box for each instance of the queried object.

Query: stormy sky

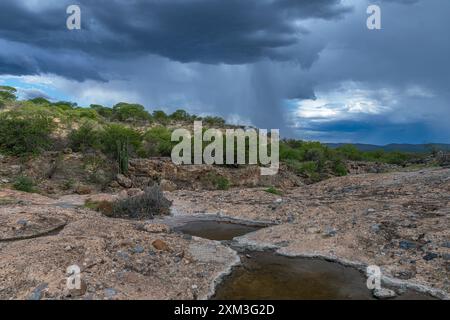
[0,0,449,144]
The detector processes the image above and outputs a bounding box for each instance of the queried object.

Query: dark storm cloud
[0,39,104,81]
[0,0,448,144]
[299,117,437,145]
[0,0,351,77]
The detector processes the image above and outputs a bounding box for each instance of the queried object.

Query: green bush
[28,97,51,105]
[336,144,363,161]
[0,110,56,155]
[90,104,113,119]
[141,126,174,157]
[203,172,230,190]
[100,124,142,160]
[265,186,283,196]
[68,108,99,121]
[68,122,101,152]
[332,159,348,176]
[152,110,170,125]
[13,176,35,193]
[111,185,172,219]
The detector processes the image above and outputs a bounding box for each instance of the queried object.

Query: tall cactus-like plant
[116,139,129,174]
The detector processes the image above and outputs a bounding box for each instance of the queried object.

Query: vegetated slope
[326,143,450,153]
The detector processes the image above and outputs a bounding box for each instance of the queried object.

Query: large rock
[116,174,132,188]
[373,288,397,299]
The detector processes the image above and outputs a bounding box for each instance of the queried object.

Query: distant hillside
[325,143,450,153]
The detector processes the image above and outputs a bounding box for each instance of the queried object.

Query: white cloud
[293,81,394,122]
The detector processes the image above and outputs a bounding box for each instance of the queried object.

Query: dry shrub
[111,185,171,219]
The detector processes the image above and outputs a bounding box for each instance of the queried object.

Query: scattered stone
[442,253,450,261]
[64,245,72,251]
[16,219,28,227]
[306,227,321,234]
[441,241,450,248]
[152,239,170,251]
[143,223,171,234]
[366,208,376,214]
[132,245,145,254]
[370,224,381,233]
[104,288,117,299]
[323,227,337,237]
[373,288,396,299]
[399,240,418,250]
[117,251,130,261]
[423,252,438,261]
[394,270,415,280]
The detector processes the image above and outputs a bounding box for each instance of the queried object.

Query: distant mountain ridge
[325,143,450,153]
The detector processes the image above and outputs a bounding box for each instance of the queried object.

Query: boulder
[373,288,397,299]
[116,174,132,188]
[160,179,177,192]
[152,239,170,251]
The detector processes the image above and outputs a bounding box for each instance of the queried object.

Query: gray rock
[373,288,397,299]
[28,283,48,300]
[132,245,144,254]
[370,224,381,233]
[117,251,130,261]
[442,253,450,261]
[399,240,418,250]
[441,241,450,248]
[104,288,117,298]
[423,252,438,261]
[17,219,28,226]
[323,227,337,237]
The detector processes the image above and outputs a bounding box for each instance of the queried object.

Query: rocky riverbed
[170,168,450,299]
[0,190,239,300]
[0,167,448,299]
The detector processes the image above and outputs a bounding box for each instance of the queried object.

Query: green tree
[152,110,169,124]
[0,85,17,101]
[112,102,151,122]
[29,97,51,105]
[170,109,191,121]
[336,144,363,161]
[142,126,174,157]
[68,122,101,152]
[0,110,56,155]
